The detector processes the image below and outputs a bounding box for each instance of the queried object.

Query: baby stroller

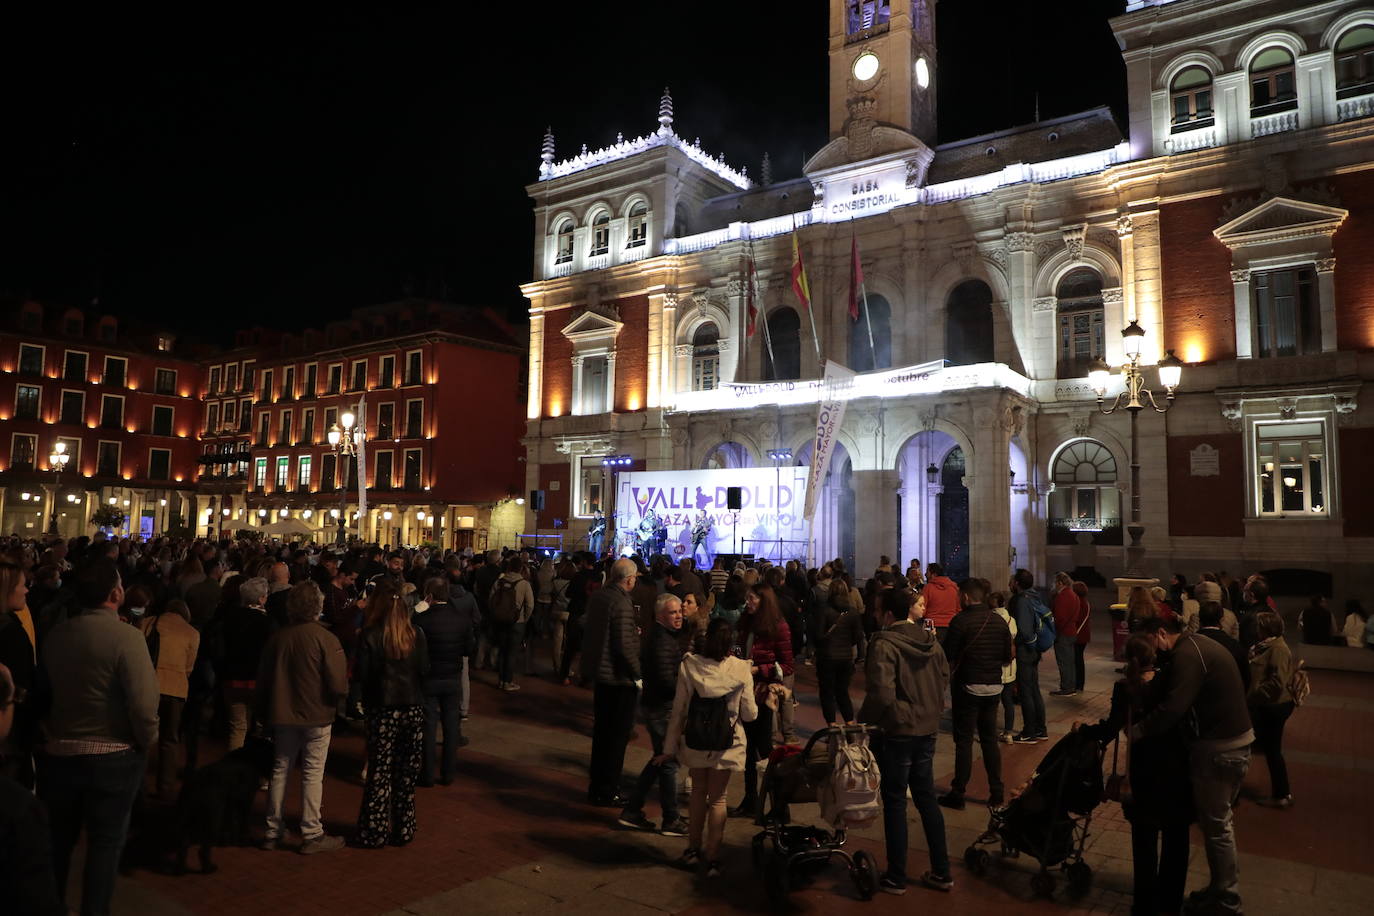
[963,728,1106,898]
[750,724,883,905]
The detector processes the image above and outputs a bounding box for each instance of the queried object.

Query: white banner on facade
[615,467,809,562]
[803,361,856,526]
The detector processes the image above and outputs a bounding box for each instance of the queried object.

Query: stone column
[1230,269,1253,359]
[850,469,900,576]
[430,503,445,550]
[1031,296,1058,379]
[605,352,617,411]
[674,344,694,395]
[527,310,545,419]
[1005,232,1038,376]
[0,487,7,536]
[1127,210,1164,365]
[41,485,57,535]
[570,354,585,415]
[968,401,1015,583]
[1316,258,1337,352]
[646,293,663,409]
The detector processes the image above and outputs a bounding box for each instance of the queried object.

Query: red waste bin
[1110,605,1129,661]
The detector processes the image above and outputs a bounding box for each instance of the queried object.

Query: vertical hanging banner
[803,361,856,524]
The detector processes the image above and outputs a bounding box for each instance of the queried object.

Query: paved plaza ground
[101,620,1374,916]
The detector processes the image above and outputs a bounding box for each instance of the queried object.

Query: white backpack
[820,731,882,830]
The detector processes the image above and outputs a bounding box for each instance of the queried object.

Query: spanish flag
[790,231,812,312]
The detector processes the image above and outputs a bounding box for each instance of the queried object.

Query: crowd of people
[0,530,1348,914]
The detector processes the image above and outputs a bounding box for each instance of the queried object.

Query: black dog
[172,735,274,874]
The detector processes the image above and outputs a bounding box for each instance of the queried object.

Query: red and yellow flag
[745,252,760,337]
[790,231,811,312]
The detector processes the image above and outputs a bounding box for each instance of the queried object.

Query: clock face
[915,56,930,89]
[853,51,880,82]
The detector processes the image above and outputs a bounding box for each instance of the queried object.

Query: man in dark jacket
[617,594,686,835]
[938,579,1013,810]
[1008,569,1049,742]
[559,553,599,684]
[1196,602,1249,691]
[415,579,472,786]
[0,662,64,915]
[859,587,953,895]
[1132,616,1253,915]
[220,577,275,751]
[580,559,642,806]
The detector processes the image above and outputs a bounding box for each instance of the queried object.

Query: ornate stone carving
[999,404,1026,436]
[917,409,938,432]
[1070,412,1092,437]
[726,279,743,299]
[1100,287,1124,305]
[663,291,679,309]
[1219,399,1243,431]
[1062,223,1087,260]
[674,344,694,358]
[857,412,881,437]
[1316,257,1336,273]
[1116,213,1135,237]
[692,288,713,319]
[1230,269,1250,284]
[1034,238,1059,260]
[1089,228,1120,255]
[986,246,1009,270]
[1336,394,1358,426]
[812,181,825,203]
[1277,399,1298,421]
[570,354,585,369]
[952,242,977,271]
[1032,296,1057,313]
[1005,232,1034,252]
[905,157,923,189]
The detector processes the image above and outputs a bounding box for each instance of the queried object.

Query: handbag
[1104,708,1132,803]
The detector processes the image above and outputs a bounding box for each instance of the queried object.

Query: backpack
[1025,591,1057,653]
[1288,659,1311,707]
[819,731,882,830]
[489,578,519,625]
[684,690,735,752]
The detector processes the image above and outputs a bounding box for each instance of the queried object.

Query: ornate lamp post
[47,441,70,535]
[1089,320,1184,577]
[327,403,366,545]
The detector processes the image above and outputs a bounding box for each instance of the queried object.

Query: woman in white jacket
[658,618,757,877]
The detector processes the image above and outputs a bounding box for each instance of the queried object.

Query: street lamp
[328,404,366,545]
[47,441,70,535]
[1089,321,1184,577]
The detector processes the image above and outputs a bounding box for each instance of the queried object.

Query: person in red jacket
[921,564,961,637]
[1072,581,1091,692]
[1050,572,1080,696]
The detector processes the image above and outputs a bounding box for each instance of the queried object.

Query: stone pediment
[1213,196,1348,250]
[561,308,623,344]
[805,127,932,178]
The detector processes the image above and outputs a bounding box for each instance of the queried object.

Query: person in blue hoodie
[1007,569,1049,743]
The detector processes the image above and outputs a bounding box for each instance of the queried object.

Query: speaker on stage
[529,489,546,511]
[726,486,742,510]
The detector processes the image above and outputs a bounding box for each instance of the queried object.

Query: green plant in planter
[91,505,127,530]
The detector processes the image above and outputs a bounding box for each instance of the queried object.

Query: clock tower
[828,0,938,148]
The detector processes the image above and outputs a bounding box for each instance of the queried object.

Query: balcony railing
[1164,126,1216,155]
[1337,89,1374,122]
[1251,109,1299,138]
[1047,517,1123,546]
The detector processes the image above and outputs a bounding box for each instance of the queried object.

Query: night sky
[0,1,1125,342]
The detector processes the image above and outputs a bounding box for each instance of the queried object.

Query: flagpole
[851,222,877,370]
[792,217,823,369]
[861,275,877,370]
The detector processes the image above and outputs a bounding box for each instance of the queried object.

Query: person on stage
[589,509,607,557]
[691,510,714,568]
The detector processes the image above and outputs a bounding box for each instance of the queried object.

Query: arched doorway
[897,431,968,579]
[796,440,855,571]
[939,447,971,581]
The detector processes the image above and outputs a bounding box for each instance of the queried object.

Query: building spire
[658,87,674,135]
[539,126,556,176]
[760,152,773,186]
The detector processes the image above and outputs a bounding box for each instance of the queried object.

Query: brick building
[1,299,526,549]
[518,0,1374,605]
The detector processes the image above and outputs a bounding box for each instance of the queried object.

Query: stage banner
[615,466,809,562]
[803,361,856,524]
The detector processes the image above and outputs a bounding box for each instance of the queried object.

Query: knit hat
[1194,581,1222,603]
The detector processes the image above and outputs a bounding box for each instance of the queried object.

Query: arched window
[1056,268,1105,378]
[1048,439,1121,538]
[1250,47,1296,117]
[1336,26,1374,97]
[703,441,753,469]
[555,219,574,264]
[692,322,720,391]
[589,211,610,257]
[850,294,892,372]
[763,307,802,381]
[1170,66,1214,130]
[626,201,648,248]
[945,280,994,366]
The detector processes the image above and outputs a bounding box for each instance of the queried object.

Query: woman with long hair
[731,586,793,819]
[1087,633,1193,916]
[1126,585,1159,633]
[811,578,865,726]
[140,599,200,799]
[1248,611,1296,808]
[679,590,709,655]
[352,581,430,847]
[1071,581,1092,693]
[659,618,756,877]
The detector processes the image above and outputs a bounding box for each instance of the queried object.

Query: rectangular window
[18,344,44,375]
[692,355,718,391]
[103,356,127,387]
[404,350,422,386]
[275,456,290,489]
[60,390,85,426]
[578,356,610,414]
[155,368,177,396]
[148,448,171,481]
[1058,307,1105,377]
[1254,266,1319,358]
[1256,420,1329,517]
[304,363,318,398]
[379,355,395,389]
[374,451,393,489]
[301,408,315,444]
[403,449,422,490]
[100,394,124,429]
[282,367,296,400]
[223,400,236,426]
[209,366,222,395]
[377,403,394,440]
[206,402,220,434]
[241,362,254,393]
[239,399,252,432]
[346,454,358,490]
[405,399,423,438]
[279,410,293,445]
[57,436,80,468]
[257,412,271,446]
[326,364,342,394]
[225,363,238,394]
[97,440,120,477]
[261,369,274,401]
[297,455,312,490]
[15,384,40,420]
[324,406,338,434]
[64,351,88,383]
[152,405,174,437]
[578,455,604,517]
[11,433,37,469]
[320,453,337,490]
[350,360,367,392]
[254,457,268,488]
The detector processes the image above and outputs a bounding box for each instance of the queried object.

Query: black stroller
[963,728,1106,898]
[750,725,882,905]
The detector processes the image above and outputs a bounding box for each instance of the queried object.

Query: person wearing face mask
[120,585,155,625]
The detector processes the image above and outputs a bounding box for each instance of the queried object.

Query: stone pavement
[101,624,1374,915]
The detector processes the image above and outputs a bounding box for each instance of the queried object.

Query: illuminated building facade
[521,0,1374,603]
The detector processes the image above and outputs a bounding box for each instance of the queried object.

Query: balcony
[1047,517,1123,547]
[1337,88,1374,122]
[1250,109,1298,138]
